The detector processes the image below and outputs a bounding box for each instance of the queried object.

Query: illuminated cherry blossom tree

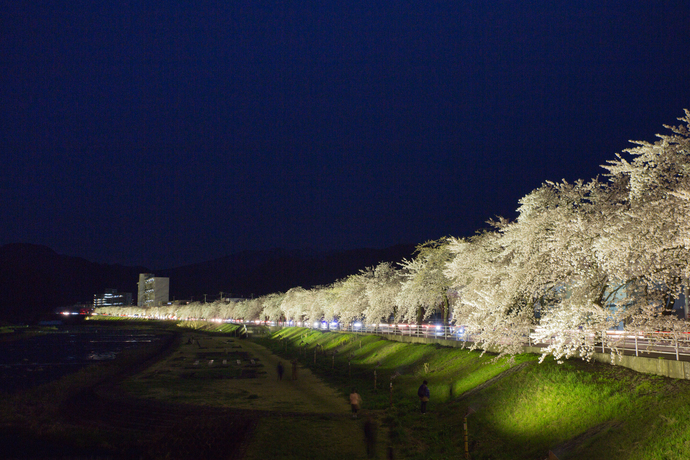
[300,286,330,323]
[93,111,690,365]
[280,287,310,323]
[260,292,285,321]
[602,109,690,320]
[328,274,369,323]
[363,262,403,323]
[396,238,454,324]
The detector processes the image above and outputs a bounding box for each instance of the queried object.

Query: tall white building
[137,273,170,307]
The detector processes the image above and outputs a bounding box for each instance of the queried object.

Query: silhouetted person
[277,361,284,380]
[364,415,377,458]
[417,380,430,414]
[350,388,362,419]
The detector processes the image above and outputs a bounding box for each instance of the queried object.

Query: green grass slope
[258,327,690,460]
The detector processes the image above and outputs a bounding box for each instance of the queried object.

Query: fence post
[601,330,605,354]
[464,416,470,459]
[634,333,638,357]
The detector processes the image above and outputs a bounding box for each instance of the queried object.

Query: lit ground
[121,333,379,459]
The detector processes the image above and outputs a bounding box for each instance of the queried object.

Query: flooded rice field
[0,325,163,393]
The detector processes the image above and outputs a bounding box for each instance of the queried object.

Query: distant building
[94,289,132,308]
[137,273,170,307]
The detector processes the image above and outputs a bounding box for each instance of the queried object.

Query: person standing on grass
[417,380,430,414]
[350,388,362,419]
[277,361,284,380]
[364,415,377,458]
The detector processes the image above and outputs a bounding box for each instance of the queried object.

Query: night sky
[2,1,689,269]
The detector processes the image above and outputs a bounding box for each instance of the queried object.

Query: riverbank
[5,320,690,459]
[0,321,181,459]
[0,321,381,459]
[0,323,170,393]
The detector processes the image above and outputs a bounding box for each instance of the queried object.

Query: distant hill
[0,243,416,322]
[0,243,147,322]
[159,245,417,301]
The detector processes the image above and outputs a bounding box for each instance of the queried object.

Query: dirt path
[117,333,375,459]
[214,337,351,414]
[125,333,351,415]
[59,331,384,459]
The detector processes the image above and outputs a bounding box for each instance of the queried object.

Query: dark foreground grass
[0,322,179,458]
[5,320,690,459]
[243,414,375,460]
[257,327,690,460]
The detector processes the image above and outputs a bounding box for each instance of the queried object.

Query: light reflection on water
[0,325,163,393]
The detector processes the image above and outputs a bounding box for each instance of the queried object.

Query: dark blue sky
[2,1,689,269]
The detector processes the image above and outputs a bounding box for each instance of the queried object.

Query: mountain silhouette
[0,243,147,322]
[159,245,416,301]
[0,243,416,322]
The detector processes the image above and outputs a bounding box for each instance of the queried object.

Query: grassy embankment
[246,326,690,460]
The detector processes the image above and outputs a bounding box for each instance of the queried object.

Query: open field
[118,329,383,459]
[3,320,690,459]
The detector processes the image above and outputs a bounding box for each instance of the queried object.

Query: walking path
[65,331,373,459]
[221,337,351,413]
[105,332,374,459]
[128,333,351,414]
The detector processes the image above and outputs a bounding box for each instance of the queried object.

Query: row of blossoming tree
[98,111,690,361]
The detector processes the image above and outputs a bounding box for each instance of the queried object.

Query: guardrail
[231,320,468,340]
[101,315,690,362]
[228,319,690,361]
